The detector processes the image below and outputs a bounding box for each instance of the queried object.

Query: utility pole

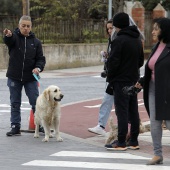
[22,0,30,16]
[108,0,112,19]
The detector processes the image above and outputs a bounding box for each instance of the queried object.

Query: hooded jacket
[107,25,144,84]
[4,28,46,82]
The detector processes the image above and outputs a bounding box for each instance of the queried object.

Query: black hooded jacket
[107,25,144,84]
[4,28,46,82]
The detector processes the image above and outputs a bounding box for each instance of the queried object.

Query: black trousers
[113,82,140,143]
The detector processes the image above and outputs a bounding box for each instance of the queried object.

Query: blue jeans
[98,92,114,128]
[7,78,39,128]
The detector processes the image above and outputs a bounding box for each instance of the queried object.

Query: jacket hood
[14,28,35,38]
[117,25,140,38]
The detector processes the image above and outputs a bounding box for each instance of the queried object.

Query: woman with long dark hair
[136,17,170,165]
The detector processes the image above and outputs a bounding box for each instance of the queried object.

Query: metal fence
[0,16,107,44]
[0,15,153,48]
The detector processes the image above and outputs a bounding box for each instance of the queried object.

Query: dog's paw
[42,138,49,142]
[49,134,53,138]
[34,134,39,138]
[56,137,63,142]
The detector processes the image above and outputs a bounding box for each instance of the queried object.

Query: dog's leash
[33,73,41,94]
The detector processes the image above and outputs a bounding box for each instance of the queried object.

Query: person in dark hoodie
[106,12,144,151]
[3,15,46,136]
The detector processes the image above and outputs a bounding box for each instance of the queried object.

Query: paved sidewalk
[0,65,103,79]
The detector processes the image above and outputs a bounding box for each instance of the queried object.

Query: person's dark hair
[153,17,170,43]
[106,19,113,35]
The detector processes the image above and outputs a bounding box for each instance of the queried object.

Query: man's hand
[3,28,12,37]
[32,68,40,75]
[135,82,142,89]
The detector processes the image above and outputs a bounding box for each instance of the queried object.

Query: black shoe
[39,126,44,133]
[105,140,118,148]
[106,140,127,151]
[6,126,21,136]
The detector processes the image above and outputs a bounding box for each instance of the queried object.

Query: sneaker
[127,140,140,150]
[6,126,21,136]
[106,140,127,151]
[105,140,118,148]
[88,125,106,136]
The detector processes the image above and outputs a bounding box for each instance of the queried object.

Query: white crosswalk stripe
[50,151,149,159]
[0,101,30,114]
[22,151,169,170]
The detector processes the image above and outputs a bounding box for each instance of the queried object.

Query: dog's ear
[44,89,50,101]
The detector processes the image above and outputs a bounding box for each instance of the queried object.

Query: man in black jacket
[106,12,144,150]
[3,15,46,136]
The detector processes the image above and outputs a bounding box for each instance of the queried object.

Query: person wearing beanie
[106,12,144,151]
[113,12,129,29]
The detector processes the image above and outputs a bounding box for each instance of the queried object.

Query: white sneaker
[88,125,106,136]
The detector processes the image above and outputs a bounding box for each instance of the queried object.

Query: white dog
[34,85,64,142]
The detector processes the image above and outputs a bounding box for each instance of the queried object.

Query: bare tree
[22,0,30,15]
[113,0,125,15]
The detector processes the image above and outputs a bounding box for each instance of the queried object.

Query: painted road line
[92,76,101,78]
[0,110,10,112]
[22,102,29,104]
[50,151,149,160]
[84,104,101,108]
[0,104,10,107]
[21,108,31,110]
[84,101,144,109]
[0,108,30,113]
[22,160,169,170]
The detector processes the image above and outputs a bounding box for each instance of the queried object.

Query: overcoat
[143,42,170,120]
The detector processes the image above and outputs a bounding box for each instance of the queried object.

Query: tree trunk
[22,0,30,16]
[113,0,125,15]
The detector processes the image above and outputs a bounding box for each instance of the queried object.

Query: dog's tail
[109,116,116,131]
[139,119,146,133]
[105,116,117,145]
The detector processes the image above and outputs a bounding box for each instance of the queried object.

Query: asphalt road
[0,65,170,170]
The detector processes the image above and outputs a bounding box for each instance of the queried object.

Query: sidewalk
[0,65,104,79]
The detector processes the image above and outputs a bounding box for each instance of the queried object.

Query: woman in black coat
[136,18,170,165]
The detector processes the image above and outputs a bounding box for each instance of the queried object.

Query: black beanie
[113,12,129,29]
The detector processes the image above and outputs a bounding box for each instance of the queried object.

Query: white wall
[0,43,107,70]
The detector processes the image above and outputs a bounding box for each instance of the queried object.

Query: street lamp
[108,0,112,19]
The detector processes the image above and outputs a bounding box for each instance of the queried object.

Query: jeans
[113,81,139,143]
[7,78,39,128]
[98,92,114,128]
[149,80,170,157]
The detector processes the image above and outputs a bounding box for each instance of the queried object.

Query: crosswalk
[22,151,169,170]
